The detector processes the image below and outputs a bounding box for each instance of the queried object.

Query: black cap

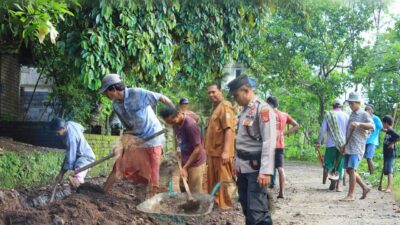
[179,98,189,104]
[227,75,251,97]
[49,118,65,131]
[267,96,279,108]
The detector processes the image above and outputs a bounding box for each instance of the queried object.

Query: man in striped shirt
[340,92,374,201]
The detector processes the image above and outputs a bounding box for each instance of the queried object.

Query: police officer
[228,75,276,225]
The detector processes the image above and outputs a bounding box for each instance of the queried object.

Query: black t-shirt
[383,128,400,158]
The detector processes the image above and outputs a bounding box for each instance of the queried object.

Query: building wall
[222,61,246,89]
[20,66,53,121]
[0,55,20,120]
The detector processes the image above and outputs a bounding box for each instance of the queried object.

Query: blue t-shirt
[366,114,383,146]
[113,88,165,147]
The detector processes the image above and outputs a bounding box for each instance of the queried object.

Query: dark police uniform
[228,75,276,225]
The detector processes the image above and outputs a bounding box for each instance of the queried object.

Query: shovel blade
[327,171,339,181]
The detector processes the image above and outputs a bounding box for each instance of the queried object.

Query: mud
[154,195,208,215]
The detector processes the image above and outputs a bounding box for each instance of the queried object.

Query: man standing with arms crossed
[228,75,276,225]
[340,92,374,201]
[205,83,236,209]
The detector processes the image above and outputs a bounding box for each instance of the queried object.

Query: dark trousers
[237,172,272,225]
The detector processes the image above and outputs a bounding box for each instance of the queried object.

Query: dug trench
[0,157,245,225]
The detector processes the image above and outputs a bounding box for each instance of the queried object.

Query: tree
[354,19,400,122]
[25,0,268,123]
[0,0,75,49]
[252,0,379,122]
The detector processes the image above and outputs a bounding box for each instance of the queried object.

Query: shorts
[275,149,284,168]
[344,154,361,170]
[363,144,376,159]
[383,157,395,175]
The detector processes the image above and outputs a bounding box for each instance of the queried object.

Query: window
[235,69,242,77]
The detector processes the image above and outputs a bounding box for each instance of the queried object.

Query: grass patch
[0,150,64,188]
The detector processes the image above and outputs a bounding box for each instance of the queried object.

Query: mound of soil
[0,178,244,225]
[0,137,61,152]
[0,151,245,225]
[0,179,156,225]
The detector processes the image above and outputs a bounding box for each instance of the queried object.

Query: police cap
[227,75,251,97]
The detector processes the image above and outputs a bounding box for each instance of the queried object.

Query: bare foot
[360,188,370,200]
[335,188,342,192]
[340,196,355,201]
[277,195,284,199]
[384,189,392,193]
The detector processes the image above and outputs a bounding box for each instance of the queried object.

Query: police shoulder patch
[260,108,270,123]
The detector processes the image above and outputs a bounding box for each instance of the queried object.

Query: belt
[236,150,261,161]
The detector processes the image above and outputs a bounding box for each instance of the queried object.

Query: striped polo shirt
[345,109,374,156]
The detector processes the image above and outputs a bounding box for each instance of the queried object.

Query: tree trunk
[318,94,325,123]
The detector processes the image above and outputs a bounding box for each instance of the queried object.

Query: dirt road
[272,162,400,225]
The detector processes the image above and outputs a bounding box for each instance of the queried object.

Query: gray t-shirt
[345,109,374,156]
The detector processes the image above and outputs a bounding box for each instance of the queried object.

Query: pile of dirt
[0,179,156,225]
[0,178,244,225]
[0,151,245,225]
[0,137,61,152]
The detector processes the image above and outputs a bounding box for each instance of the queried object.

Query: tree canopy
[0,0,399,138]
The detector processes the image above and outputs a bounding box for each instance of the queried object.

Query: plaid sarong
[325,111,345,151]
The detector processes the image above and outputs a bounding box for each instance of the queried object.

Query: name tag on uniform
[243,118,254,126]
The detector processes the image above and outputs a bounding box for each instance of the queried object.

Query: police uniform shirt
[235,97,277,175]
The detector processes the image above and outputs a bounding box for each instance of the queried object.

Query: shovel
[315,145,328,184]
[49,174,64,203]
[176,159,200,212]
